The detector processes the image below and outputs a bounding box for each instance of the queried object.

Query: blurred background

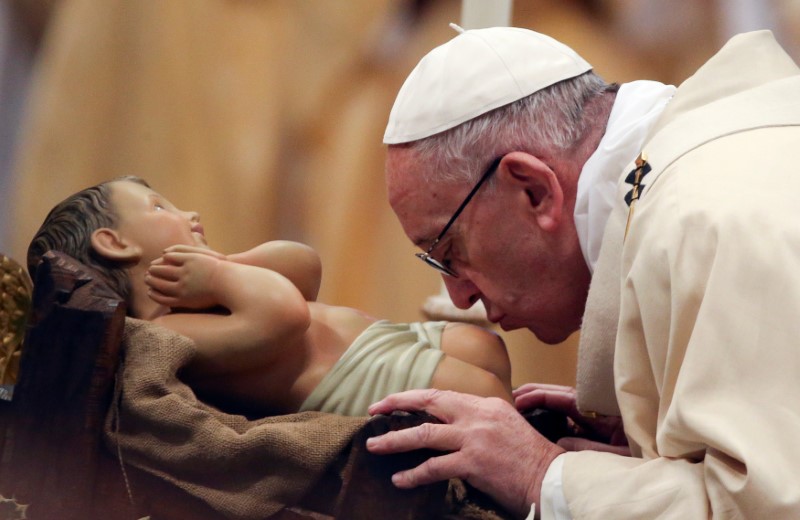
[1,0,798,388]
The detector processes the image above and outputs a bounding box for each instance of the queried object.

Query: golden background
[2,0,798,388]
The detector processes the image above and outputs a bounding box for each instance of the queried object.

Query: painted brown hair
[27,176,150,303]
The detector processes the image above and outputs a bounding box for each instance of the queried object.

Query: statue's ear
[90,227,141,261]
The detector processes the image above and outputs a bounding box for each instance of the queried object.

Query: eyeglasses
[415,156,503,277]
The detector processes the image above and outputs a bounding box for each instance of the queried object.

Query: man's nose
[443,275,482,310]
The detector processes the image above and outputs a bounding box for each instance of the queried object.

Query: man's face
[386,147,590,344]
[110,180,208,265]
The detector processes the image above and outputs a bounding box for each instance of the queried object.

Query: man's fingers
[366,391,549,516]
[514,387,578,414]
[368,388,479,424]
[367,388,439,416]
[367,421,461,454]
[390,451,463,489]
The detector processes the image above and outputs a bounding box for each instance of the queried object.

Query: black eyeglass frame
[415,155,504,277]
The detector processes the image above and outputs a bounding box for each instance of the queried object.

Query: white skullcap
[383,25,592,144]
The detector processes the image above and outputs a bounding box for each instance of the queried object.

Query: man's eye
[441,249,454,268]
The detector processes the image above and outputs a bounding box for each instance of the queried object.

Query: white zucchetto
[384,25,592,144]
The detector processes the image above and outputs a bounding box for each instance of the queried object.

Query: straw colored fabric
[299,320,446,416]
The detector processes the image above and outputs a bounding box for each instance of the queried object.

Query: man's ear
[90,227,142,261]
[500,152,564,232]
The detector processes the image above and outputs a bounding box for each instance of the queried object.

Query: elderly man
[366,25,800,519]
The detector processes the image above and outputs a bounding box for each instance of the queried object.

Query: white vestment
[560,30,800,519]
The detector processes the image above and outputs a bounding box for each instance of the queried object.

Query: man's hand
[146,245,227,310]
[366,389,565,518]
[514,383,629,455]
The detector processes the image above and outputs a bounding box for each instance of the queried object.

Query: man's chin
[496,320,521,332]
[527,326,572,345]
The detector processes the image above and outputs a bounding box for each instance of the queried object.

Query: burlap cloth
[104,318,368,518]
[104,318,511,520]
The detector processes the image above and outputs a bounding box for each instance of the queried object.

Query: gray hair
[400,71,615,183]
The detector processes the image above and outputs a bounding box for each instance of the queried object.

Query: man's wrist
[526,442,565,519]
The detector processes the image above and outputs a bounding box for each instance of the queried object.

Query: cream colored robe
[563,31,800,518]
